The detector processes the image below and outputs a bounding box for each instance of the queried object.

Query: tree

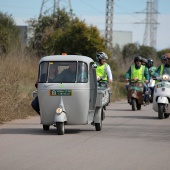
[157,48,170,59]
[138,45,157,59]
[0,12,20,56]
[28,9,106,59]
[122,43,139,63]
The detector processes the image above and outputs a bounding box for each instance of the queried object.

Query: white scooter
[153,74,170,119]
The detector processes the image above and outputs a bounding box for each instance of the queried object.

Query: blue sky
[0,0,169,50]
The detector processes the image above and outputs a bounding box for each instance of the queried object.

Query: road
[1,100,170,170]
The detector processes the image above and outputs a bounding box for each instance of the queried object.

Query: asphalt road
[1,100,170,170]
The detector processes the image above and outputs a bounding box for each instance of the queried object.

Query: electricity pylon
[136,0,159,49]
[105,0,114,50]
[39,0,73,18]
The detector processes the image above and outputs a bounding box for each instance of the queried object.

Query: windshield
[38,61,88,83]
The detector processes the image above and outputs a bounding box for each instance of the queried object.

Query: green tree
[122,43,139,63]
[28,9,105,59]
[157,48,170,59]
[0,12,20,56]
[138,45,157,59]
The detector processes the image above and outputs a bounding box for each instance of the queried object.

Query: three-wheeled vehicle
[33,55,110,135]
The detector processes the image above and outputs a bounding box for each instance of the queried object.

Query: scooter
[153,74,170,119]
[127,79,147,111]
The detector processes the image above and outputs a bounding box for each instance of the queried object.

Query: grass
[0,52,38,124]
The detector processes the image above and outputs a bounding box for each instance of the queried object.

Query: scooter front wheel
[56,122,65,135]
[137,104,141,110]
[158,104,164,119]
[43,125,50,131]
[131,98,137,111]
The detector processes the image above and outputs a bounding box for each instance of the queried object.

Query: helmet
[164,53,170,65]
[147,58,153,67]
[161,54,167,61]
[141,57,148,64]
[134,56,142,63]
[96,52,108,62]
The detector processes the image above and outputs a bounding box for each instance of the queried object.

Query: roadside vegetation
[0,10,170,124]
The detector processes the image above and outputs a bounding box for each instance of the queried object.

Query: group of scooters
[127,74,170,119]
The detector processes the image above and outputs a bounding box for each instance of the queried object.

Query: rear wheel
[43,125,50,131]
[56,122,65,135]
[131,98,137,111]
[158,104,164,119]
[164,113,169,119]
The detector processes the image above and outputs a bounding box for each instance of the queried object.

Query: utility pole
[39,0,73,18]
[136,0,159,49]
[105,0,114,50]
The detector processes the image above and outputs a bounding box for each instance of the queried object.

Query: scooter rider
[141,57,148,67]
[147,58,157,75]
[125,55,150,103]
[95,52,113,87]
[153,53,170,77]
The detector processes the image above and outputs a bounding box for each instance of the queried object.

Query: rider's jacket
[153,64,170,77]
[125,64,150,81]
[160,64,164,76]
[130,65,145,81]
[96,63,108,81]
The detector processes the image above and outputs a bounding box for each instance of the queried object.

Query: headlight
[56,108,63,114]
[162,74,170,81]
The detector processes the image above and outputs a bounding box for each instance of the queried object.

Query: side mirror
[92,63,97,69]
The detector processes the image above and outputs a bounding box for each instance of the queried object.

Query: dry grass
[0,51,38,124]
[110,82,126,102]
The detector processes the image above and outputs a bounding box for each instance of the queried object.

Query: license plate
[50,89,72,96]
[129,86,142,91]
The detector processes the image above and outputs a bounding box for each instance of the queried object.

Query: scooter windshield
[38,61,88,83]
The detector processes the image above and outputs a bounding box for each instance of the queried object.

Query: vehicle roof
[39,55,94,64]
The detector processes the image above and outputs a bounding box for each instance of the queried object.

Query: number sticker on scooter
[49,89,72,96]
[129,86,143,91]
[157,83,170,88]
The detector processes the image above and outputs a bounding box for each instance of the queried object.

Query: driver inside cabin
[54,62,77,83]
[54,62,88,83]
[39,62,59,83]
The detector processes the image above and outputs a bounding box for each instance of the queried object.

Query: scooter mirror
[92,63,97,69]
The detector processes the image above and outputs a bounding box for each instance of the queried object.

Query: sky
[0,0,169,51]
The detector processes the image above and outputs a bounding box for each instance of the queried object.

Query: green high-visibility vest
[160,64,164,76]
[96,63,108,81]
[131,65,145,81]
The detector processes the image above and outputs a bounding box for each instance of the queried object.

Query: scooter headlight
[162,74,170,81]
[56,108,63,114]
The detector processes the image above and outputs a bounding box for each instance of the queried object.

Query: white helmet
[96,52,108,62]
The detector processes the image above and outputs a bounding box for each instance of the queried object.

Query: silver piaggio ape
[33,55,110,135]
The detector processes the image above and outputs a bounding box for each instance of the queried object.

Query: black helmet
[134,56,142,63]
[96,52,108,62]
[147,58,153,67]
